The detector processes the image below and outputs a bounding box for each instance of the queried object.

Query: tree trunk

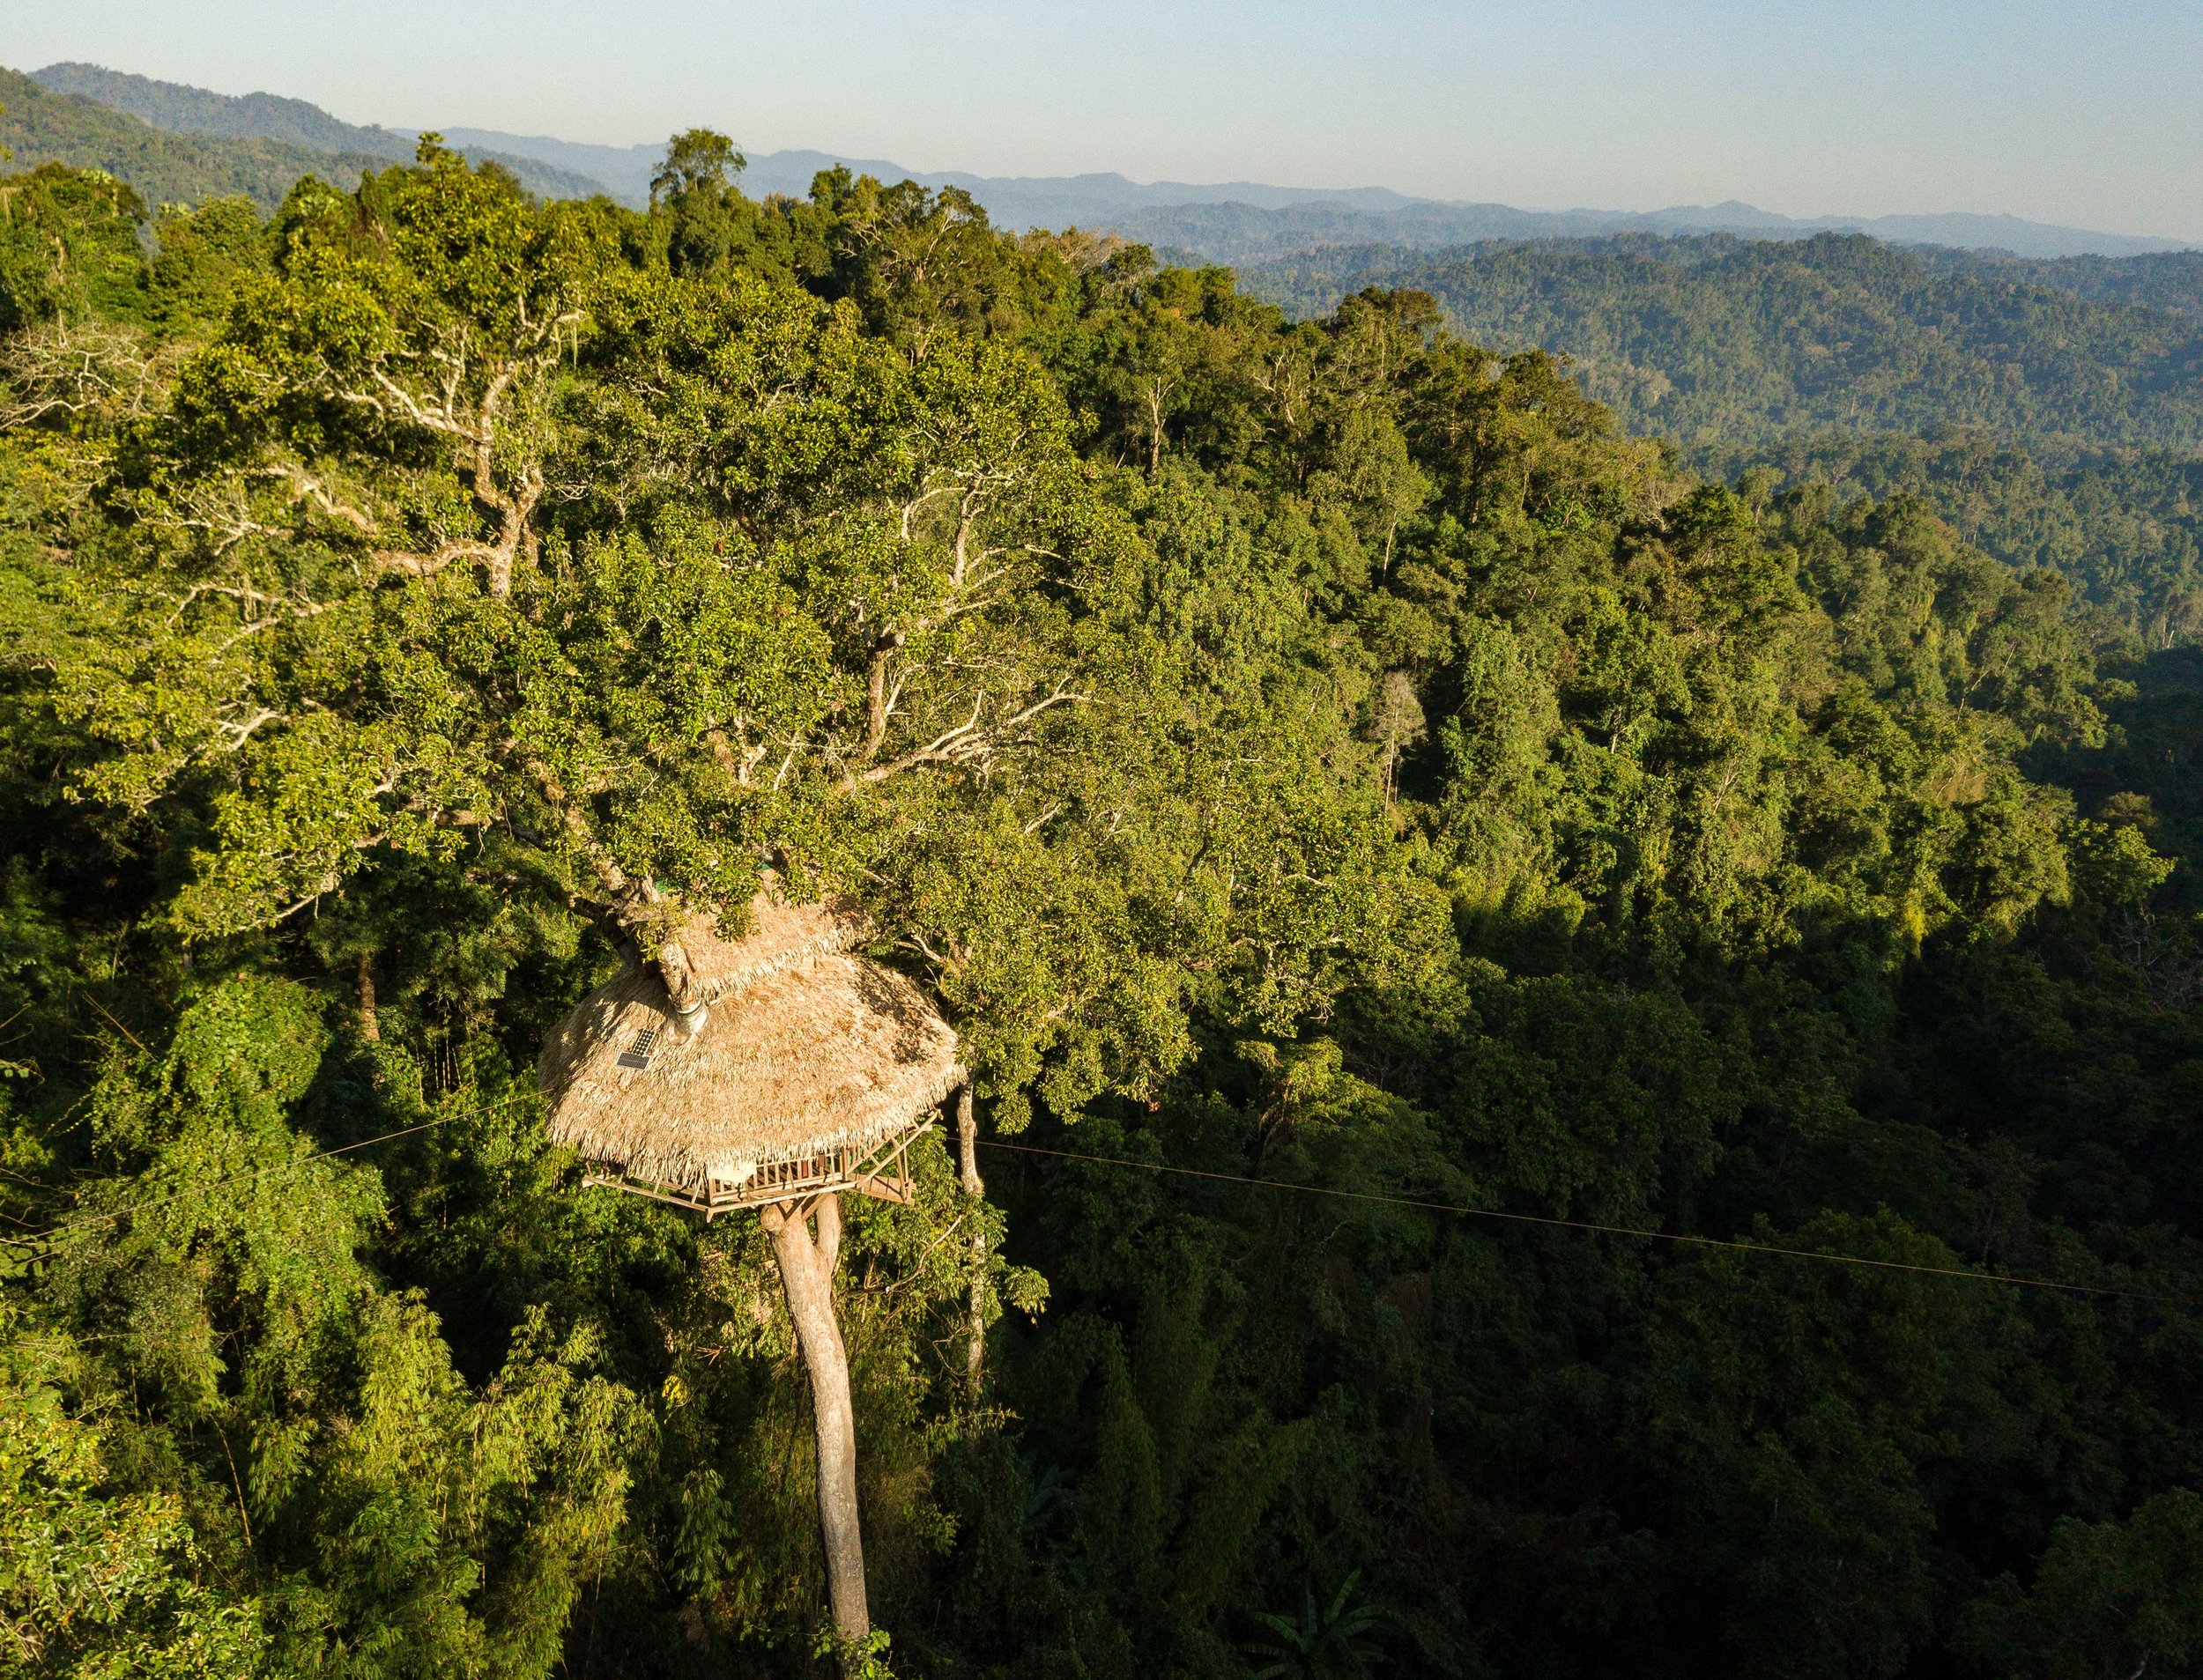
[954,1085,987,1388]
[356,952,380,1042]
[760,1194,870,1651]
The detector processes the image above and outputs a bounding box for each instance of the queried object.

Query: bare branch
[214,707,286,750]
[249,466,377,533]
[0,320,174,429]
[849,678,1088,787]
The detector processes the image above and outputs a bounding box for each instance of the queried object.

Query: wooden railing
[583,1120,931,1218]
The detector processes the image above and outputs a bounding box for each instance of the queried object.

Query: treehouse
[538,896,964,1215]
[538,892,967,1652]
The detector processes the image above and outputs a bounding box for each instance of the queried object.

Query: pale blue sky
[6,1,2200,239]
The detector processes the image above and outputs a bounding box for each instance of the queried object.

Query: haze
[7,0,2201,244]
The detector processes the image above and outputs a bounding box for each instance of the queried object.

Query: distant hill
[27,62,2192,261]
[27,63,610,202]
[1914,246,2203,322]
[1109,199,2195,265]
[33,60,416,155]
[435,129,661,204]
[432,132,932,209]
[451,125,2193,261]
[449,122,2197,261]
[434,130,1463,220]
[1242,233,2203,454]
[0,66,403,213]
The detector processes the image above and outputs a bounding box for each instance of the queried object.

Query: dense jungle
[2,133,2200,1680]
[1251,236,2203,661]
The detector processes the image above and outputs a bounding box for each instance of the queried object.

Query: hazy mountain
[30,63,610,202]
[453,119,2192,260]
[432,132,931,208]
[429,133,1440,222]
[1854,211,2191,260]
[433,130,659,203]
[1097,197,2193,263]
[25,63,2195,263]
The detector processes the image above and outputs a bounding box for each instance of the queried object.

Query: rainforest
[2,133,2200,1680]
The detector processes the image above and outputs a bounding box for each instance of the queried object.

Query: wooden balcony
[582,1119,931,1219]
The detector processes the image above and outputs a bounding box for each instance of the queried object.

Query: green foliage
[0,141,2197,1680]
[1708,429,2203,648]
[1246,1572,1384,1679]
[1961,1490,2203,1679]
[0,161,148,330]
[1915,244,2203,320]
[0,1312,274,1679]
[1247,237,2203,648]
[1244,233,2203,452]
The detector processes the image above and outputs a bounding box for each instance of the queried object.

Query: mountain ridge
[32,62,2192,262]
[445,121,2195,260]
[0,66,406,216]
[27,62,611,202]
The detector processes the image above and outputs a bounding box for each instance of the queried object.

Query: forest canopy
[0,134,2199,1680]
[1250,234,2203,652]
[1245,233,2203,451]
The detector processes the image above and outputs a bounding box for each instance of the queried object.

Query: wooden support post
[356,952,380,1042]
[760,1193,869,1655]
[954,1084,986,1389]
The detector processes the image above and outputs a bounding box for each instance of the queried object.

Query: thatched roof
[540,902,962,1198]
[657,894,866,1009]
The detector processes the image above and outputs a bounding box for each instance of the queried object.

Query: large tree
[19,136,1426,1661]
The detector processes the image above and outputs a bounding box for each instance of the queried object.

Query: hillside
[1245,233,2203,452]
[1697,430,2203,648]
[1241,236,2203,641]
[0,65,402,213]
[434,123,2198,259]
[424,137,2199,260]
[33,60,419,155]
[1917,244,2203,321]
[19,63,608,203]
[1096,198,2199,266]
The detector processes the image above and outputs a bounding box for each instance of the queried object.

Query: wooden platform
[582,1121,931,1219]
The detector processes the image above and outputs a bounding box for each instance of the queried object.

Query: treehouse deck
[582,1121,931,1217]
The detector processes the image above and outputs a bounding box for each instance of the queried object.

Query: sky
[6,0,2202,241]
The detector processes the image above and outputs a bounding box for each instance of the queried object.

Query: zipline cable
[976,1138,2190,1306]
[7,1110,2184,1306]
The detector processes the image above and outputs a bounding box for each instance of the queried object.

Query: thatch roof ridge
[669,892,870,1008]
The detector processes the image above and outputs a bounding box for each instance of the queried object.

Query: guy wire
[976,1138,2187,1306]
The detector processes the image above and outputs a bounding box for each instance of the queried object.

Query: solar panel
[617,1025,658,1070]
